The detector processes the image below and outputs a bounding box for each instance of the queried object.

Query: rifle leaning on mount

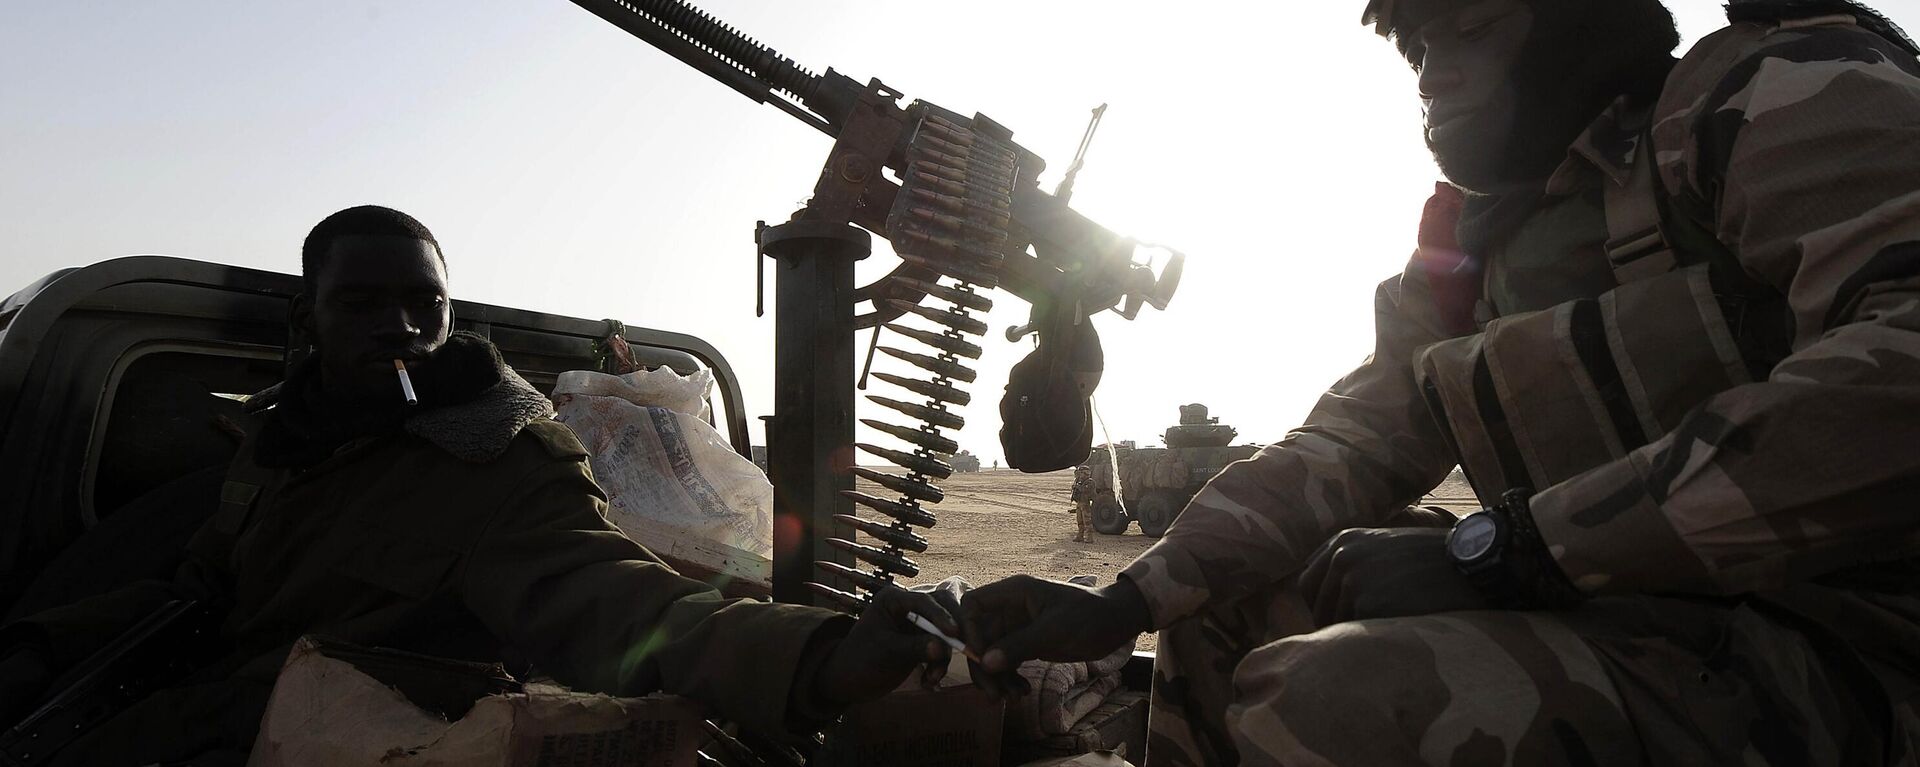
[568,0,1187,614]
[0,600,219,767]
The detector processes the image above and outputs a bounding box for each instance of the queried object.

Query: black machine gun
[568,0,1181,327]
[568,0,1183,609]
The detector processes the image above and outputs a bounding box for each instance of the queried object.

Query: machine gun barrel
[572,0,1183,315]
[568,0,858,134]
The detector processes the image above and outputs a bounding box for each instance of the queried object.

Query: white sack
[555,366,714,421]
[552,368,774,570]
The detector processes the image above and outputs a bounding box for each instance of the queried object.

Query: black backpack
[1000,305,1104,472]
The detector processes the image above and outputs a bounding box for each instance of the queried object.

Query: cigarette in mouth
[394,359,418,405]
[907,611,981,663]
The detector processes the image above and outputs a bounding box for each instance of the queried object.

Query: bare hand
[1297,527,1490,625]
[959,575,1150,699]
[813,587,958,706]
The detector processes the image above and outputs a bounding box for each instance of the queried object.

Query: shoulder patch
[521,418,591,461]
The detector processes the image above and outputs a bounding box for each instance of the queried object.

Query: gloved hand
[958,574,1151,699]
[1297,527,1491,625]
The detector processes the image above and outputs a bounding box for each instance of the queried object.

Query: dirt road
[863,467,1478,652]
[885,470,1156,593]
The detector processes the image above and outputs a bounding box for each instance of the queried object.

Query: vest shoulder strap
[1603,130,1680,283]
[1602,128,1750,286]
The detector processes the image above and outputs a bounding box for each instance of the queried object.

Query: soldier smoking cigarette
[394,359,417,405]
[906,611,980,663]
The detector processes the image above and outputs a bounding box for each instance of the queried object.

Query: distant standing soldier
[1070,465,1095,542]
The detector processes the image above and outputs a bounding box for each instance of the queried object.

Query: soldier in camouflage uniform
[961,0,1920,764]
[1072,465,1096,542]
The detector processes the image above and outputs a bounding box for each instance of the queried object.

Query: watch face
[1449,513,1499,562]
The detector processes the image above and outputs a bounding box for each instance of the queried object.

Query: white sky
[2,2,1760,466]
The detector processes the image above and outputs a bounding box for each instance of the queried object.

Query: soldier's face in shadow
[1396,0,1538,192]
[1397,0,1528,191]
[297,236,452,405]
[1393,0,1675,195]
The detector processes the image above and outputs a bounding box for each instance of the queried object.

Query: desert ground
[871,467,1479,651]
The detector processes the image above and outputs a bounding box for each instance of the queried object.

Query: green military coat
[11,352,841,765]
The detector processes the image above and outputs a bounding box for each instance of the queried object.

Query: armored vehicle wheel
[1090,495,1129,535]
[1136,489,1182,538]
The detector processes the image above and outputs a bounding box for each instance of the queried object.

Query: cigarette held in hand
[906,611,981,663]
[394,359,418,405]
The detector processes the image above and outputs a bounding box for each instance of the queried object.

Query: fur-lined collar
[252,333,554,466]
[402,367,554,462]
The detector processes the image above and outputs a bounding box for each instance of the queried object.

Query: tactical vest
[1413,112,1789,504]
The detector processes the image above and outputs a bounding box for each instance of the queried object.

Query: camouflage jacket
[1122,13,1920,662]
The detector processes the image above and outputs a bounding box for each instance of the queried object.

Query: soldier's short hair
[301,205,444,294]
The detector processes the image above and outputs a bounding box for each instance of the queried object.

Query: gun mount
[569,0,1184,608]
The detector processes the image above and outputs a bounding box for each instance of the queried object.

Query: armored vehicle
[1081,404,1261,537]
[951,449,981,473]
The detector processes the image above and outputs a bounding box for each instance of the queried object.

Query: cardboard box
[812,683,1005,767]
[1003,691,1147,765]
[1014,754,1135,767]
[248,636,702,767]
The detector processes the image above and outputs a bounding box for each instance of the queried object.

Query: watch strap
[1452,509,1531,609]
[1502,490,1587,609]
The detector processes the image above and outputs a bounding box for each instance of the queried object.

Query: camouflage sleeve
[1533,20,1920,596]
[1120,186,1469,628]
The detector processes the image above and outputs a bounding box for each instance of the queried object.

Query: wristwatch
[1449,488,1588,610]
[1446,506,1533,608]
